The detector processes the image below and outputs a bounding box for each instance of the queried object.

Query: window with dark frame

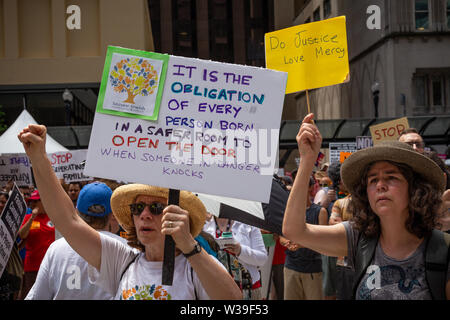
[414,72,449,114]
[447,0,450,28]
[172,0,197,58]
[313,7,321,21]
[208,0,234,63]
[323,0,331,18]
[415,0,429,30]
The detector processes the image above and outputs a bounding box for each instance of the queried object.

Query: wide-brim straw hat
[111,184,206,237]
[341,141,445,194]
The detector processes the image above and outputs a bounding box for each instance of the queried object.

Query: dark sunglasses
[129,202,166,216]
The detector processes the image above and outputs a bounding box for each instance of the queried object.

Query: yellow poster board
[265,16,349,94]
[369,117,410,145]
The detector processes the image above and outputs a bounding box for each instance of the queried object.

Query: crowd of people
[0,117,449,300]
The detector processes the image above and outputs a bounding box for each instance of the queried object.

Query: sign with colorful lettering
[265,16,349,94]
[369,117,409,145]
[85,49,288,203]
[96,46,169,121]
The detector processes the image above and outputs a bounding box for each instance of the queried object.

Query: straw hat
[110,184,206,237]
[341,141,445,194]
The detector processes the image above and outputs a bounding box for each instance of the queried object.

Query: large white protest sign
[85,46,287,203]
[0,183,27,277]
[50,150,92,183]
[0,154,33,188]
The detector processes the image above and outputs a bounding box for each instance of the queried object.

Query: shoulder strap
[352,232,378,300]
[425,230,450,300]
[119,253,139,282]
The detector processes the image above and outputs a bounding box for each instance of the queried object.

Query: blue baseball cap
[76,182,112,217]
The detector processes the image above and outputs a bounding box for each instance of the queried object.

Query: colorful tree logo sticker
[110,57,158,104]
[96,46,169,121]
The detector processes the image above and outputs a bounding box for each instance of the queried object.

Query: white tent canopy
[0,109,69,155]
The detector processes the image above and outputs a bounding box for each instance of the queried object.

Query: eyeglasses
[404,141,424,149]
[129,202,166,216]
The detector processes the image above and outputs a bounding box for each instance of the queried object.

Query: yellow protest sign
[265,16,349,94]
[369,117,410,145]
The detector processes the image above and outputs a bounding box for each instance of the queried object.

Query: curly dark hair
[349,160,442,239]
[327,162,341,188]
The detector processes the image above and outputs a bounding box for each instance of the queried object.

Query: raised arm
[18,124,102,270]
[282,114,347,258]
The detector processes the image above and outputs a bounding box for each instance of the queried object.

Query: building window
[172,0,197,57]
[414,72,448,114]
[415,0,429,30]
[323,0,331,18]
[447,0,450,28]
[305,17,311,24]
[313,7,321,21]
[209,0,233,63]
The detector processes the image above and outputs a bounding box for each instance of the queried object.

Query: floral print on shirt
[121,284,171,300]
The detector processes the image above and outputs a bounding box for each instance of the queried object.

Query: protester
[283,113,449,300]
[281,175,328,300]
[25,182,131,299]
[18,189,55,299]
[67,182,83,207]
[203,217,268,300]
[0,191,8,214]
[398,128,425,154]
[427,151,450,232]
[18,124,241,300]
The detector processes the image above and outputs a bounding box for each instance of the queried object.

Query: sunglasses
[129,202,166,216]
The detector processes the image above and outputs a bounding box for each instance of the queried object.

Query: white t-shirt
[88,232,223,300]
[203,219,267,285]
[25,231,127,300]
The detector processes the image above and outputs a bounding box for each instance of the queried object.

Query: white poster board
[85,48,287,203]
[0,154,33,187]
[50,150,92,183]
[329,142,357,164]
[0,183,27,277]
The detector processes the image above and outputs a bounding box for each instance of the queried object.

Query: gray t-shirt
[343,221,450,300]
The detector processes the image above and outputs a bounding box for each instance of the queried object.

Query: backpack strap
[425,229,450,300]
[352,232,378,300]
[119,253,139,282]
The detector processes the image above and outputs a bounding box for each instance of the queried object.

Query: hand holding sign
[297,113,322,161]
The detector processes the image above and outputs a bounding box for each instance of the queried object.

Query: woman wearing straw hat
[283,114,449,300]
[18,124,242,300]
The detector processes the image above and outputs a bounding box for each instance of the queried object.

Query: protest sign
[356,136,373,150]
[329,142,356,164]
[265,16,349,94]
[0,183,27,277]
[0,154,33,188]
[50,150,92,183]
[369,117,409,145]
[85,46,287,203]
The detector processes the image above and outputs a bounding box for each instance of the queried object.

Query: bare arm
[18,124,102,270]
[18,210,38,240]
[282,114,347,258]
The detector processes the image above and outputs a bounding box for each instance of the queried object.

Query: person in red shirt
[18,190,55,299]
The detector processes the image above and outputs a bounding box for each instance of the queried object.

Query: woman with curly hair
[283,113,449,300]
